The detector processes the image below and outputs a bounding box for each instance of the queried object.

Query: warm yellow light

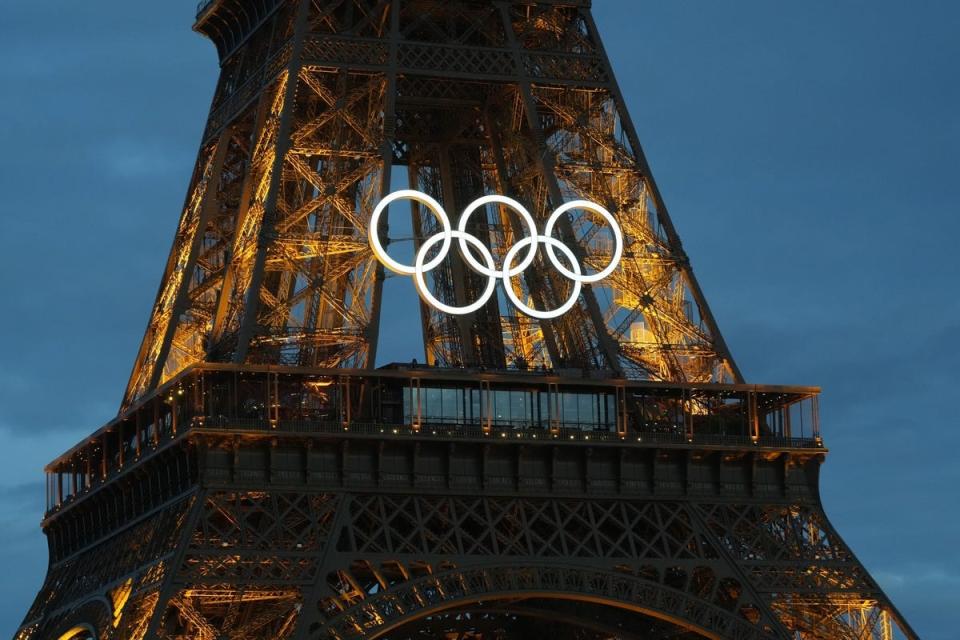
[56,625,96,640]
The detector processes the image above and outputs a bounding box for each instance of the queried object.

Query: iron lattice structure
[18,2,917,640]
[122,0,743,407]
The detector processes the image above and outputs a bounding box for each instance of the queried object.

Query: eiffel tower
[18,2,918,639]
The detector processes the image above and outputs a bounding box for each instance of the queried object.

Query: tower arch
[314,563,770,640]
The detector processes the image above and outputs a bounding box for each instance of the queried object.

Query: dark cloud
[0,1,957,638]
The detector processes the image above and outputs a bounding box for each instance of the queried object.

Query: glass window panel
[426,388,442,419]
[511,391,529,427]
[494,390,509,425]
[442,388,462,422]
[562,393,578,426]
[579,394,594,427]
[471,388,481,425]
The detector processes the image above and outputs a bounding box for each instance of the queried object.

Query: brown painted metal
[16,2,917,640]
[123,0,745,408]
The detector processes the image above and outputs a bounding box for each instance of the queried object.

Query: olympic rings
[544,200,623,283]
[502,235,583,320]
[369,189,451,275]
[414,230,498,316]
[368,190,623,320]
[457,195,539,277]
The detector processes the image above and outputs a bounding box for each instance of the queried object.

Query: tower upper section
[123,0,740,408]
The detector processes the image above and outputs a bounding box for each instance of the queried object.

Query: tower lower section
[18,368,915,639]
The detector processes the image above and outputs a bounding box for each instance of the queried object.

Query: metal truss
[123,0,742,408]
[18,2,918,640]
[16,395,917,640]
[18,462,917,639]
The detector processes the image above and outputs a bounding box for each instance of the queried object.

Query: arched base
[56,624,97,640]
[375,597,709,640]
[316,564,772,640]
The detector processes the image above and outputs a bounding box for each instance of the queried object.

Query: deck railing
[43,365,821,513]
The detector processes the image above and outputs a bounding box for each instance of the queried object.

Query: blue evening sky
[0,2,957,637]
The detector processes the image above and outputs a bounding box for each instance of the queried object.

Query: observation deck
[42,364,821,521]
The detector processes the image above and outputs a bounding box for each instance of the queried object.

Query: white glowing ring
[368,190,622,318]
[543,199,624,283]
[502,236,583,320]
[457,195,539,277]
[414,230,498,316]
[369,189,451,275]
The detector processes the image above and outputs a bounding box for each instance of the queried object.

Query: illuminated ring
[369,191,623,319]
[502,236,583,320]
[457,195,539,278]
[369,189,451,275]
[414,230,498,316]
[543,200,624,283]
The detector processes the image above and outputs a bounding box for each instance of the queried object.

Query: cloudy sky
[1,1,957,637]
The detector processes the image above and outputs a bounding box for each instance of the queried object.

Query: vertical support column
[496,2,622,374]
[436,144,482,367]
[194,371,205,424]
[145,130,234,394]
[812,394,822,443]
[171,396,178,437]
[101,433,108,480]
[118,425,125,469]
[269,372,280,427]
[366,0,401,369]
[152,398,160,448]
[881,610,893,640]
[234,0,312,363]
[208,89,276,352]
[749,391,759,442]
[123,142,216,407]
[340,376,353,428]
[135,407,143,458]
[406,165,440,365]
[615,385,628,437]
[410,377,422,432]
[484,113,562,366]
[481,379,493,434]
[548,382,560,435]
